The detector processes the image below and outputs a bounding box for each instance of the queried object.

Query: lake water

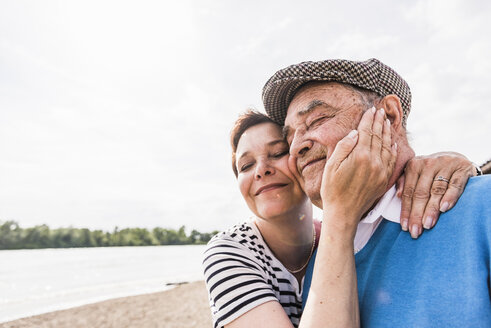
[0,245,207,323]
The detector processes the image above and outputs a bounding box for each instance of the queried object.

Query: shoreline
[0,281,212,328]
[0,284,179,324]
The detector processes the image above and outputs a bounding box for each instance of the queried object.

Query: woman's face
[235,122,308,220]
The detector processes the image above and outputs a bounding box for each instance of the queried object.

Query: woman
[202,109,476,328]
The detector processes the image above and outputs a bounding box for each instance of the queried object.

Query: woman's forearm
[299,210,360,328]
[299,108,393,327]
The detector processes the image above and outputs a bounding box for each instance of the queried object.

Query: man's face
[283,82,367,207]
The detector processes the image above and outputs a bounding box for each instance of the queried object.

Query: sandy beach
[0,281,212,328]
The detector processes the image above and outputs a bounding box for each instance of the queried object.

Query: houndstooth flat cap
[262,58,411,126]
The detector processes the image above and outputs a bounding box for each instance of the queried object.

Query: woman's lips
[255,183,288,196]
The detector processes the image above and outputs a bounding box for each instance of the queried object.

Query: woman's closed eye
[272,150,289,158]
[240,162,254,172]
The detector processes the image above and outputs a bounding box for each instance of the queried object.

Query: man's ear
[378,94,404,131]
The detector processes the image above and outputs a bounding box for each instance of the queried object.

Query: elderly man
[262,59,491,327]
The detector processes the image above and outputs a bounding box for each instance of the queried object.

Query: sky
[0,0,490,233]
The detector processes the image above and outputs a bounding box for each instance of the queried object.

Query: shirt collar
[359,185,401,224]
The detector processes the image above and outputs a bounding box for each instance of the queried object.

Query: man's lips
[255,183,288,196]
[300,157,326,173]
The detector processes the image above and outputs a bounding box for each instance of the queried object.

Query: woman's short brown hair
[230,110,279,177]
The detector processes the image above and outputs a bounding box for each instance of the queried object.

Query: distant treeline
[0,220,219,250]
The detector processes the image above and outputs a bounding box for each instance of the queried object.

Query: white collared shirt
[353,185,401,253]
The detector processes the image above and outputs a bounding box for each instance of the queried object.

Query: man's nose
[289,133,312,158]
[254,160,275,180]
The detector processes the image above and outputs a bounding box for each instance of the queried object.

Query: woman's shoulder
[206,220,260,247]
[202,220,271,267]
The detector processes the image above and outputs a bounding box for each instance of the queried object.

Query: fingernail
[348,130,358,139]
[371,106,376,113]
[386,118,391,127]
[379,108,385,115]
[440,202,449,212]
[423,216,433,229]
[401,219,408,231]
[410,224,419,239]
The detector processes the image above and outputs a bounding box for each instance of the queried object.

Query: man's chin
[305,188,322,209]
[312,198,323,209]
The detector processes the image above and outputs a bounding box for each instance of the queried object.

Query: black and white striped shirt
[202,221,303,328]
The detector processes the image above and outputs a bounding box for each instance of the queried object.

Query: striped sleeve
[202,238,279,328]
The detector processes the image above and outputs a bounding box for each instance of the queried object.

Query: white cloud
[1,0,490,232]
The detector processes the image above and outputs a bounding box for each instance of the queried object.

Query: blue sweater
[303,176,491,327]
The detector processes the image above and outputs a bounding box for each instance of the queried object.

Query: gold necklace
[285,224,316,274]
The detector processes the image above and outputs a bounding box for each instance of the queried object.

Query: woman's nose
[254,160,275,180]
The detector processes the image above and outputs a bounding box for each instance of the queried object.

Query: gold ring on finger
[434,176,450,183]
